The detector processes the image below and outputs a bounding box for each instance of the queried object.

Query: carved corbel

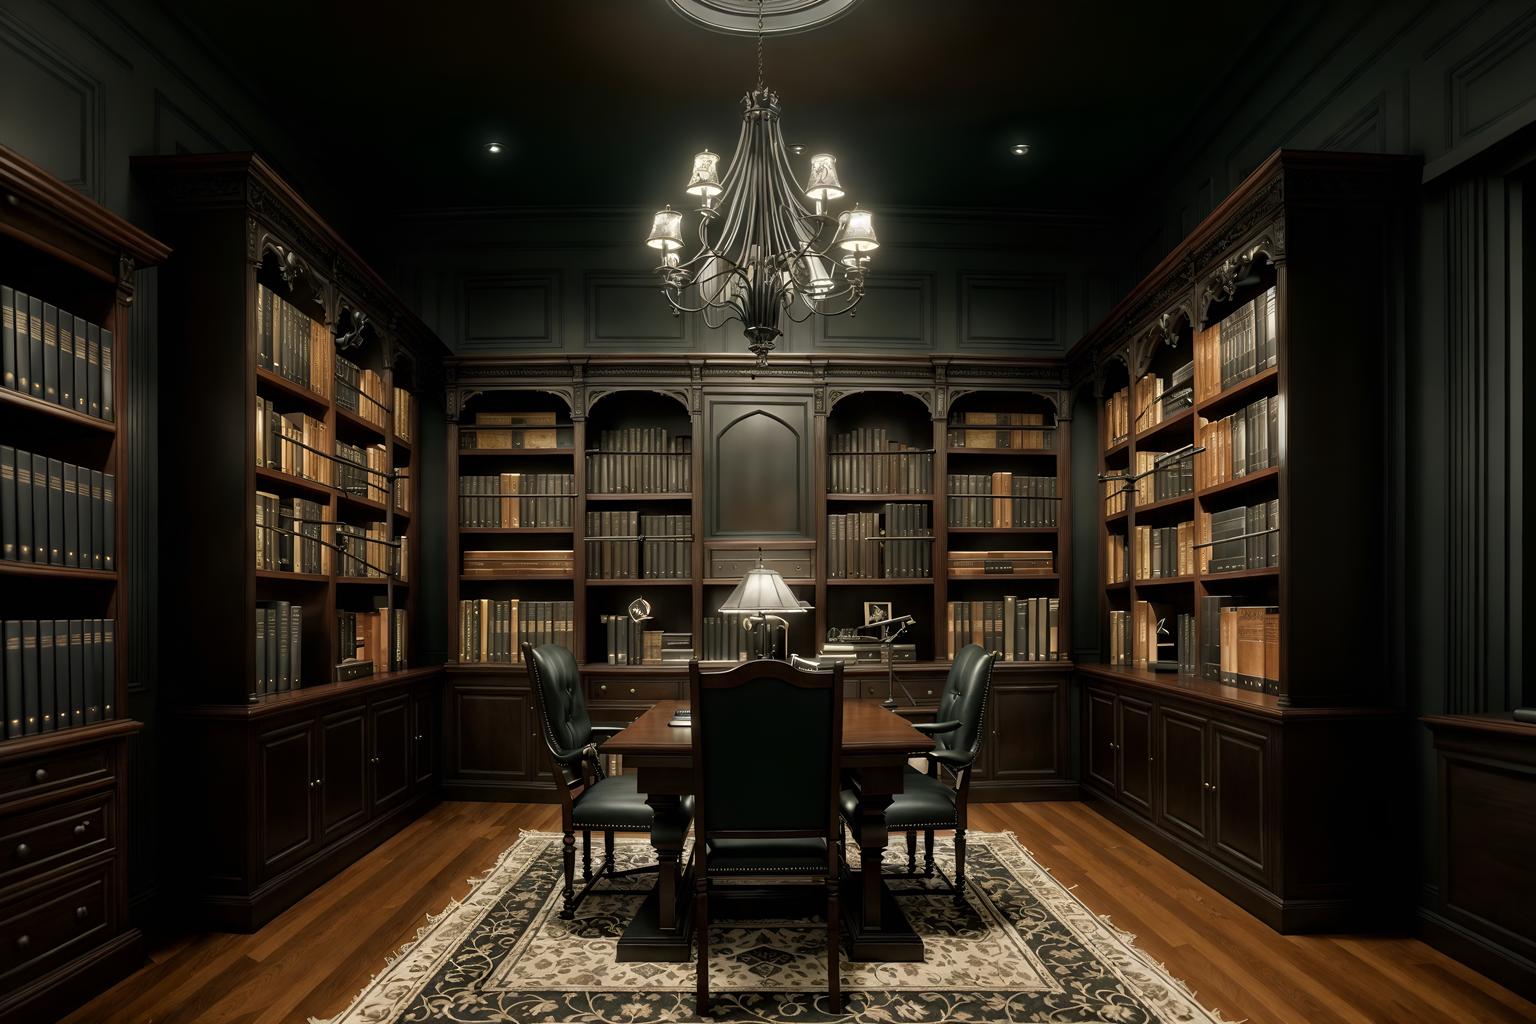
[335,308,368,351]
[116,254,136,307]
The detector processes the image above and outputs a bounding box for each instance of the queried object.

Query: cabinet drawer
[588,679,682,702]
[0,746,112,805]
[708,547,813,580]
[0,862,111,990]
[0,793,112,890]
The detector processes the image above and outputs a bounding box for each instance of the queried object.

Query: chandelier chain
[755,0,765,89]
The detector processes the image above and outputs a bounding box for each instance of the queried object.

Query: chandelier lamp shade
[646,5,877,367]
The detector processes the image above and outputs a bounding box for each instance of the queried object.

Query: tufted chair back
[934,644,996,761]
[524,643,594,786]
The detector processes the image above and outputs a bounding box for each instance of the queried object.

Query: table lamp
[718,549,810,659]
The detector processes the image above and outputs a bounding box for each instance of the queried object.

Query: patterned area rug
[315,830,1230,1023]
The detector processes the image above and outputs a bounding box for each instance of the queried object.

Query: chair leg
[906,830,917,874]
[953,827,967,905]
[923,829,935,878]
[695,874,710,1016]
[604,830,616,874]
[582,830,593,882]
[826,876,841,1013]
[561,831,576,919]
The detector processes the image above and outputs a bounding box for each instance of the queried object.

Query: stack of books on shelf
[1200,598,1279,693]
[586,510,639,579]
[946,597,1062,661]
[1105,534,1127,584]
[1198,502,1280,574]
[947,410,1053,449]
[334,354,388,430]
[336,606,406,677]
[2,285,115,419]
[1135,449,1195,503]
[828,429,932,493]
[1195,286,1278,401]
[1104,386,1130,446]
[947,472,1058,527]
[2,618,114,737]
[586,428,691,493]
[255,398,331,485]
[1134,522,1193,579]
[254,492,326,574]
[642,513,691,579]
[948,549,1053,577]
[336,523,398,578]
[828,504,931,579]
[336,440,388,504]
[458,473,575,528]
[1,446,115,570]
[700,616,745,663]
[393,387,412,443]
[599,616,693,664]
[462,549,573,577]
[254,601,303,695]
[1103,478,1128,516]
[461,411,574,450]
[1132,361,1194,433]
[457,598,574,663]
[256,284,330,399]
[1108,601,1194,673]
[1197,395,1278,487]
[818,641,915,664]
[393,467,411,514]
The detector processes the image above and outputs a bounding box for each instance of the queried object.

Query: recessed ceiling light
[485,141,505,155]
[1010,143,1031,157]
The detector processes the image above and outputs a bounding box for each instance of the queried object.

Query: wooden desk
[602,698,934,963]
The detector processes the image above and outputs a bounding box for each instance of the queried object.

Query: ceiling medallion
[665,0,861,36]
[647,0,877,366]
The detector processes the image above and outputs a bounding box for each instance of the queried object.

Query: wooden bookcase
[0,145,168,1023]
[442,355,1073,803]
[1069,150,1419,932]
[133,153,446,930]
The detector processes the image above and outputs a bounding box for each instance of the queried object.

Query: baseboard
[1419,906,1536,1003]
[971,780,1079,802]
[0,928,144,1024]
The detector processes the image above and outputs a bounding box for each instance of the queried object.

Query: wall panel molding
[811,272,934,351]
[458,272,562,351]
[0,6,103,198]
[1447,6,1536,149]
[958,273,1062,354]
[584,271,689,350]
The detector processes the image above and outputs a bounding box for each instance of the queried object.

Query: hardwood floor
[61,800,1535,1024]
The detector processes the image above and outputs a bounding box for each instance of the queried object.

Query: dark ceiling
[162,0,1286,215]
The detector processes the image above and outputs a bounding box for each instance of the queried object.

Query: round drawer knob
[75,906,88,921]
[926,689,933,696]
[15,843,30,860]
[598,685,607,692]
[33,768,47,784]
[628,687,636,695]
[16,934,29,950]
[74,822,89,838]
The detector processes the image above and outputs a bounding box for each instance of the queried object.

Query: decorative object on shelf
[861,610,915,708]
[717,547,809,658]
[627,596,654,624]
[645,0,877,367]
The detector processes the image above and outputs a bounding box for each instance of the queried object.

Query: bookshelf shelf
[0,561,118,582]
[460,573,574,583]
[1133,575,1196,588]
[1197,465,1280,501]
[1200,565,1280,584]
[255,570,329,584]
[1133,405,1195,447]
[826,492,934,502]
[337,491,388,517]
[1105,508,1129,525]
[585,491,692,502]
[585,578,692,587]
[1103,438,1129,459]
[336,575,398,586]
[457,447,574,458]
[460,526,573,535]
[947,573,1060,583]
[334,404,387,443]
[825,577,935,587]
[0,384,119,434]
[946,447,1056,457]
[1132,492,1194,516]
[255,366,328,411]
[254,465,335,501]
[1196,364,1279,417]
[948,526,1060,535]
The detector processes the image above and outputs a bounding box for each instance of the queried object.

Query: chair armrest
[589,726,624,739]
[921,749,973,769]
[914,720,963,736]
[549,741,599,767]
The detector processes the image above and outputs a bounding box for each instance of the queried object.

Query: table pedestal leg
[843,785,923,962]
[616,792,694,962]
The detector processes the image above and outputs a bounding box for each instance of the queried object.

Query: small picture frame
[863,601,893,626]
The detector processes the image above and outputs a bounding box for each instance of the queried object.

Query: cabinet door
[1117,696,1154,816]
[447,681,536,791]
[990,682,1064,781]
[370,694,412,814]
[1156,706,1209,845]
[1210,719,1269,879]
[318,706,368,842]
[257,720,315,876]
[412,687,436,788]
[1086,688,1118,794]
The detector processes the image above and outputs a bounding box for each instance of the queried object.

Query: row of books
[828,506,933,579]
[336,440,389,505]
[828,429,933,494]
[945,410,1053,449]
[337,607,407,676]
[599,617,693,665]
[946,597,1063,662]
[2,618,114,738]
[394,387,413,444]
[255,493,327,574]
[462,549,573,577]
[1132,362,1194,433]
[1135,448,1195,504]
[1197,395,1279,488]
[254,601,303,695]
[1106,534,1127,584]
[337,523,405,579]
[1103,478,1128,517]
[393,467,411,514]
[0,446,115,570]
[256,398,330,485]
[457,599,574,663]
[256,283,331,399]
[948,549,1053,577]
[460,410,574,450]
[947,473,1059,528]
[1,285,114,421]
[587,428,692,493]
[585,512,693,579]
[1196,286,1278,400]
[1104,386,1131,448]
[1202,598,1280,693]
[1107,602,1195,674]
[335,354,389,431]
[458,473,576,529]
[818,643,916,664]
[1134,522,1194,580]
[1199,501,1280,574]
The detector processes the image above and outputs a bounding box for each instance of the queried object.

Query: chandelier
[645,1,878,367]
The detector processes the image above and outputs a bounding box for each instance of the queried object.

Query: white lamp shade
[646,207,685,251]
[795,254,836,297]
[686,150,723,197]
[718,566,807,616]
[805,153,845,202]
[836,206,879,253]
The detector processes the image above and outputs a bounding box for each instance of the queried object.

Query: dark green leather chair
[689,658,845,1015]
[841,643,995,904]
[523,642,693,919]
